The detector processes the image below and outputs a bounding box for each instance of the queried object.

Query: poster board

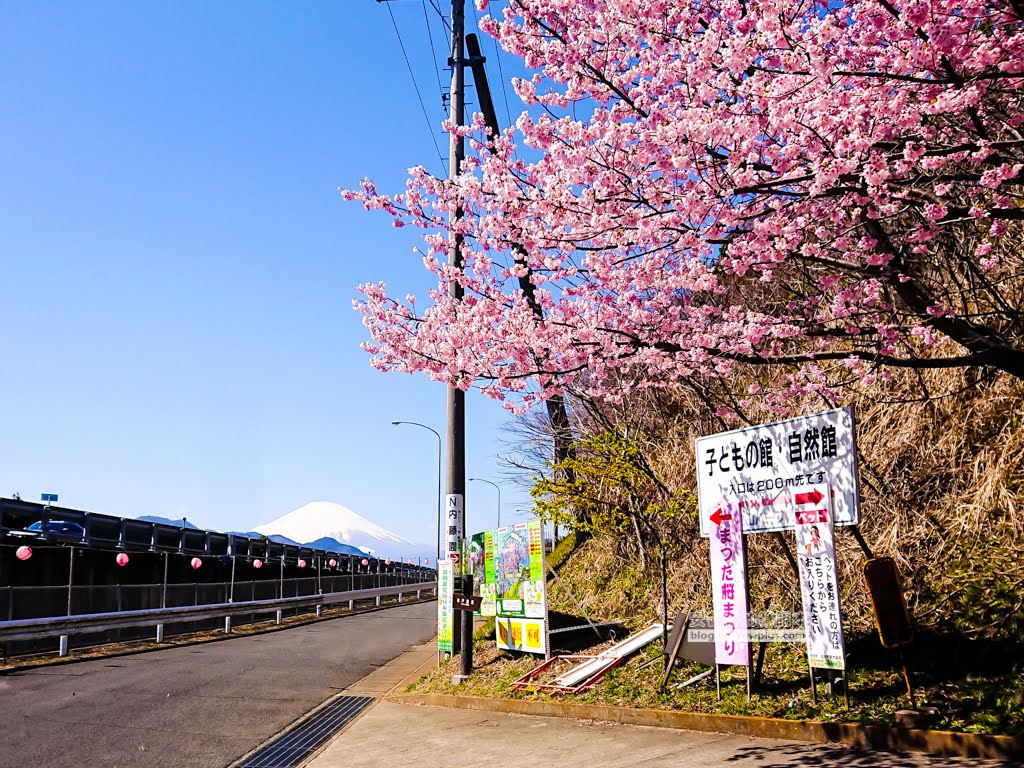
[469,532,496,616]
[470,519,548,655]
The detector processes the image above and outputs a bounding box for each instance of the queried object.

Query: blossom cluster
[346,0,1024,410]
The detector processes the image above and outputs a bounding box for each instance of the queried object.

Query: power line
[425,0,452,34]
[488,21,515,136]
[469,2,516,154]
[384,1,447,173]
[421,0,446,116]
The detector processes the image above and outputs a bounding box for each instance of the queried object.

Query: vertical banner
[445,494,464,571]
[793,484,846,670]
[469,532,485,605]
[710,500,749,666]
[437,560,454,654]
[481,529,497,616]
[524,519,546,618]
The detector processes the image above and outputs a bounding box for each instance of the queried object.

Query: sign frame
[695,407,861,537]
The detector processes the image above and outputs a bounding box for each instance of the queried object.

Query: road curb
[393,693,1024,760]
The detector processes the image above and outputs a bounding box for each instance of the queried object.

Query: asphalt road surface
[0,601,436,768]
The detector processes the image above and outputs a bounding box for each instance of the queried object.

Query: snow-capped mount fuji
[252,502,417,559]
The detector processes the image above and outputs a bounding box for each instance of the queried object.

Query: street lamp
[469,477,501,529]
[392,421,442,568]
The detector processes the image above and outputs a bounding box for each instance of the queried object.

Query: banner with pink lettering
[709,500,749,666]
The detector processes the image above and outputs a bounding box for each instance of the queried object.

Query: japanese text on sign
[696,408,859,536]
[793,484,846,670]
[445,494,464,566]
[710,501,749,666]
[437,560,454,654]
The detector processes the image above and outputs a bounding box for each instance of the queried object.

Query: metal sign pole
[59,546,75,656]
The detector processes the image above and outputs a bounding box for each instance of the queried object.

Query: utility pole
[445,0,472,682]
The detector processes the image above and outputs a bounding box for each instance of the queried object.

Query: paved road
[0,601,436,768]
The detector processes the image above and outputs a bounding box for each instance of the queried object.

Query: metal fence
[0,574,436,658]
[0,572,428,622]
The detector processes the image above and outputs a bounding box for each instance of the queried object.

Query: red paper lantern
[190,557,202,569]
[253,558,263,569]
[361,558,369,567]
[15,545,32,561]
[298,559,307,569]
[116,552,129,567]
[424,559,430,566]
[408,559,413,565]
[385,559,391,566]
[328,558,337,568]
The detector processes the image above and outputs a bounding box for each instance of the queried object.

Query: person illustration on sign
[805,525,822,555]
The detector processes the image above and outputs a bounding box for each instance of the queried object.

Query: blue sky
[0,1,533,550]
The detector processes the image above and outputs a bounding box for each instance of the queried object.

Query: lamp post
[392,421,442,567]
[468,477,501,530]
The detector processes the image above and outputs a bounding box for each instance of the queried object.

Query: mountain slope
[253,501,417,557]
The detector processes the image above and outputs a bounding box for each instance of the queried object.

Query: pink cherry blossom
[345,0,1024,406]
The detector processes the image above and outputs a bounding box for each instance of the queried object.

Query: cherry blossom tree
[347,0,1024,411]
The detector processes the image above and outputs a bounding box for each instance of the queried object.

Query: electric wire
[384,1,447,173]
[489,20,515,137]
[470,1,518,157]
[421,0,447,117]
[425,0,452,34]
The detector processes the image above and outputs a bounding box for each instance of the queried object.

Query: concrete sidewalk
[341,639,438,697]
[308,698,1004,768]
[304,643,1009,768]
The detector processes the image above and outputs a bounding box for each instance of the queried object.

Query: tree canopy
[347,0,1024,412]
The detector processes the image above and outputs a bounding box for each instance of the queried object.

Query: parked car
[8,520,86,541]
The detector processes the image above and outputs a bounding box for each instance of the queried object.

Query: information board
[696,407,860,537]
[469,518,548,656]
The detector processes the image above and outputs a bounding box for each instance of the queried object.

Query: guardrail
[0,581,437,657]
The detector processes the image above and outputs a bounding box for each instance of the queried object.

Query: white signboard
[445,493,464,565]
[696,407,859,537]
[709,500,749,666]
[793,484,846,670]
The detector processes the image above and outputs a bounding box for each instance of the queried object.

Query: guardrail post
[224,616,232,633]
[315,605,322,617]
[156,623,165,643]
[416,589,421,599]
[398,592,403,603]
[275,609,282,625]
[375,595,381,607]
[59,635,69,657]
[348,599,353,611]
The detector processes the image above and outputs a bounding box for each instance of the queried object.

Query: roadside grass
[410,519,1024,737]
[568,634,1024,736]
[410,620,1024,736]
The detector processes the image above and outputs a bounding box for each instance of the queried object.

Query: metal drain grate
[238,695,374,768]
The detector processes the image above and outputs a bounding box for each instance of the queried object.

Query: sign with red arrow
[709,508,732,526]
[793,488,824,505]
[792,483,846,671]
[694,407,860,537]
